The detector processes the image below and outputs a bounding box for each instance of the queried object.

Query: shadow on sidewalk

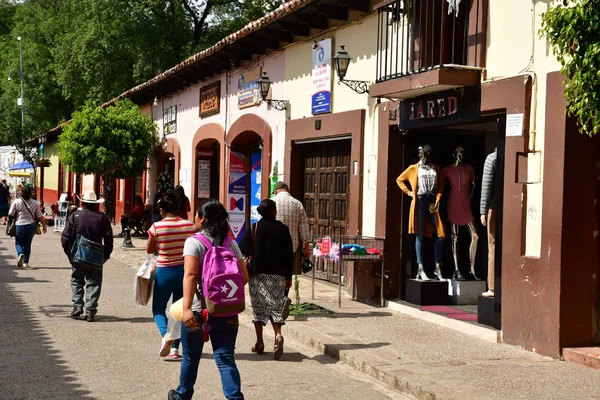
[290,311,393,321]
[0,250,98,400]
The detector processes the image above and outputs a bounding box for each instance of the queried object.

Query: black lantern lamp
[333,45,369,94]
[257,72,287,111]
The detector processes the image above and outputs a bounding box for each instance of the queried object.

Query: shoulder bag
[6,215,16,237]
[22,199,43,235]
[69,212,105,270]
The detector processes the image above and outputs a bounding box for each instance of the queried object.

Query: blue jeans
[152,265,184,348]
[176,315,243,400]
[416,195,444,264]
[15,223,37,263]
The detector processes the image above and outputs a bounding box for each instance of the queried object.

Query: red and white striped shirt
[148,217,196,267]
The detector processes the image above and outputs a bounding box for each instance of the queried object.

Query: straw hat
[78,190,105,204]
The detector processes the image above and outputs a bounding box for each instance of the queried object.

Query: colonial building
[38,0,600,359]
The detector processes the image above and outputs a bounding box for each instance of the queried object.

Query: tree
[58,99,159,210]
[541,0,600,136]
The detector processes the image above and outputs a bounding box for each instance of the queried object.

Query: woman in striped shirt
[146,190,195,360]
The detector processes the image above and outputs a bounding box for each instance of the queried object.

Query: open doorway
[194,139,221,213]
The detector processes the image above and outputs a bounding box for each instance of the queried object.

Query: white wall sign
[197,160,211,198]
[311,38,332,115]
[506,113,524,137]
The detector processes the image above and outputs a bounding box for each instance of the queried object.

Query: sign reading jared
[399,86,481,130]
[199,81,221,118]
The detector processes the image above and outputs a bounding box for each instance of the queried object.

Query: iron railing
[376,0,482,82]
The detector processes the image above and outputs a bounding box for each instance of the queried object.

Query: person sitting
[118,196,145,236]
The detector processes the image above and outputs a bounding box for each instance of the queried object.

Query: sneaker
[282,297,292,320]
[70,307,84,318]
[84,311,96,322]
[17,254,24,268]
[160,336,174,357]
[165,348,182,362]
[24,263,30,268]
[167,389,179,400]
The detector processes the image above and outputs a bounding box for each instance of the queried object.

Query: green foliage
[541,0,600,136]
[58,100,159,180]
[288,302,332,316]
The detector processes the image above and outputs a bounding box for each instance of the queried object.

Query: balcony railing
[376,0,484,82]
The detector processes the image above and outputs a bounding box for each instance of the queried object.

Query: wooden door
[302,140,351,283]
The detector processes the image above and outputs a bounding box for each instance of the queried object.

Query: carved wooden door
[302,140,351,283]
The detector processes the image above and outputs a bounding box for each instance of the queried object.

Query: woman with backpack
[240,199,294,360]
[146,190,195,360]
[7,186,47,268]
[167,199,248,400]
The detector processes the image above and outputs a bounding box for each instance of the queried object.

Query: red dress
[442,164,475,226]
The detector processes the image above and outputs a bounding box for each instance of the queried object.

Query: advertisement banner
[250,152,262,224]
[228,151,248,241]
[311,38,332,115]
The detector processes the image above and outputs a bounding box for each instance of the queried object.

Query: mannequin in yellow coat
[396,145,445,281]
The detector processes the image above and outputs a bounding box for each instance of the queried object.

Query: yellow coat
[396,163,445,238]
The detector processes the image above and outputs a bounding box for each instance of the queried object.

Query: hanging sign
[197,160,211,199]
[506,113,524,137]
[199,81,221,118]
[311,38,333,115]
[250,152,262,224]
[321,237,331,255]
[399,86,480,130]
[228,151,248,242]
[237,67,262,109]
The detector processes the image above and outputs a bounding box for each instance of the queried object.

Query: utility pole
[17,36,24,144]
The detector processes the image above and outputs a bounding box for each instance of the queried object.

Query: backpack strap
[194,233,213,249]
[222,236,232,249]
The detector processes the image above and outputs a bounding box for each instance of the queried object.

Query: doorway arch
[191,123,225,215]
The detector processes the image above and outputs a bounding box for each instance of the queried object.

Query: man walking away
[272,182,311,316]
[61,190,113,322]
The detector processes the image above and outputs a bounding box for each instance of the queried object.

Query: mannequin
[480,148,497,297]
[396,145,445,281]
[442,147,478,280]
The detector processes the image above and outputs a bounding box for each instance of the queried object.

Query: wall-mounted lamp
[153,96,158,106]
[257,72,287,111]
[333,45,369,95]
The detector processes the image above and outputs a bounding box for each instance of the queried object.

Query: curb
[278,319,462,400]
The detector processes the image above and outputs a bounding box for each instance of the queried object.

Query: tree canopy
[58,99,159,180]
[0,0,284,150]
[541,0,600,136]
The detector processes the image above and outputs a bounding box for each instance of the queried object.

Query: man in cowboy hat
[61,190,113,322]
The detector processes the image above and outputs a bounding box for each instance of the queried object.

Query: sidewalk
[112,242,600,400]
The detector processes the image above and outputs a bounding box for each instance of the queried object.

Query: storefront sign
[197,160,211,199]
[250,152,262,224]
[164,105,177,134]
[399,86,480,130]
[197,149,213,158]
[312,38,332,115]
[237,67,261,109]
[228,151,249,242]
[199,81,221,118]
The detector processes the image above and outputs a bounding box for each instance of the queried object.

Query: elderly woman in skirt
[240,199,293,360]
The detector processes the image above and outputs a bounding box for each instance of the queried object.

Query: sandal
[251,342,265,354]
[273,335,284,360]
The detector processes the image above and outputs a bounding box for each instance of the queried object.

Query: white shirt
[417,162,437,196]
[9,198,42,226]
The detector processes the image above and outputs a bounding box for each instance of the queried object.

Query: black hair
[174,185,187,216]
[197,198,229,238]
[257,199,276,218]
[158,190,178,215]
[134,195,144,206]
[152,191,163,215]
[21,186,32,200]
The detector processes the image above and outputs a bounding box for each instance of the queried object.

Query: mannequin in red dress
[442,147,479,280]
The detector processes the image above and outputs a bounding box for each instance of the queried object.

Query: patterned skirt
[249,273,286,326]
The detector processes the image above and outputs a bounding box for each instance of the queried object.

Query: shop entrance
[194,139,220,212]
[391,117,505,325]
[157,149,176,192]
[229,131,263,243]
[298,139,351,283]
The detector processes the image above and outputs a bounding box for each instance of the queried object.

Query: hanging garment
[447,0,461,17]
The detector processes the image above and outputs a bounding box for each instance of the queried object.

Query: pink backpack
[194,234,245,317]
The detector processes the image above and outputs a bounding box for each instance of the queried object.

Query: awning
[9,161,35,170]
[9,171,32,177]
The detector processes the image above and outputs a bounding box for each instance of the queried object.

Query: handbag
[21,199,42,235]
[69,213,105,269]
[6,216,15,237]
[301,258,314,274]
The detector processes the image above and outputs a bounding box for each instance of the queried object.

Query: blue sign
[250,152,262,224]
[311,38,332,115]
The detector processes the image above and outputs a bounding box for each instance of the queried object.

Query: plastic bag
[134,255,156,306]
[165,310,181,341]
